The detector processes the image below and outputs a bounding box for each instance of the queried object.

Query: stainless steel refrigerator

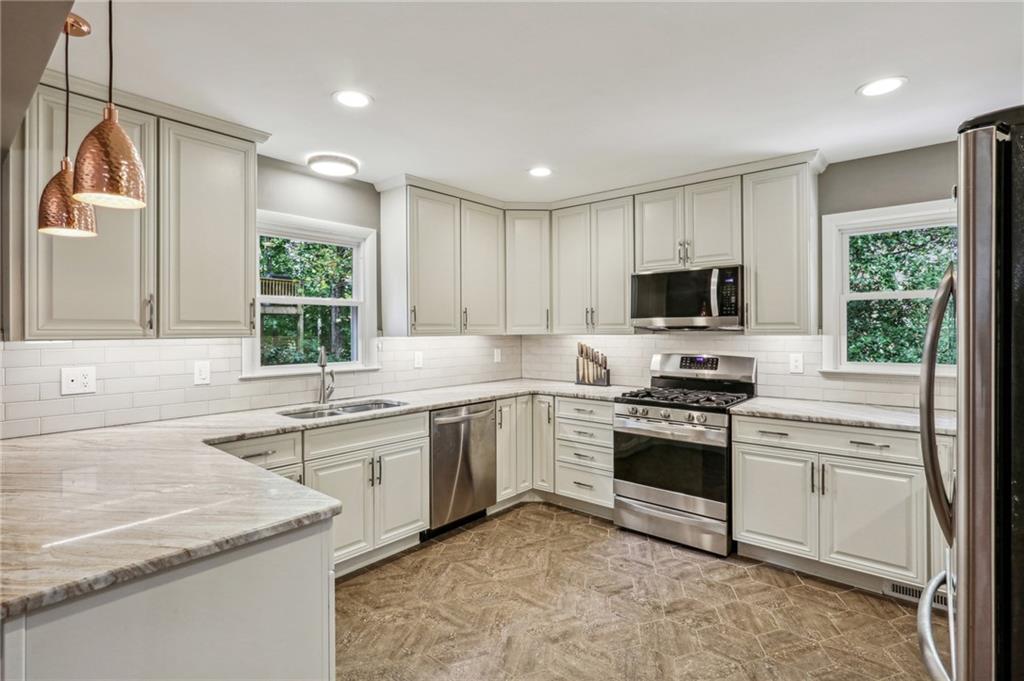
[918,105,1024,681]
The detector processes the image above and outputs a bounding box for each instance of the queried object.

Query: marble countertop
[0,379,633,619]
[730,397,957,436]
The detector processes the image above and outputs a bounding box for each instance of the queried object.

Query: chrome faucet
[317,346,335,405]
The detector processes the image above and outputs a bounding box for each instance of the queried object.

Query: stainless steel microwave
[630,266,742,330]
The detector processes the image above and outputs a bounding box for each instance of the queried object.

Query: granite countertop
[730,396,957,436]
[0,379,634,619]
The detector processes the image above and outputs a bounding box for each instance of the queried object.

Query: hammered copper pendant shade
[72,103,146,209]
[39,158,97,236]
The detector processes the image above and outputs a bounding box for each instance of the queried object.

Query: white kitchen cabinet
[24,87,157,339]
[496,398,517,501]
[408,187,462,335]
[460,201,505,334]
[551,205,591,334]
[742,164,818,334]
[532,395,555,492]
[819,455,927,585]
[684,176,742,268]
[589,197,633,333]
[505,210,551,334]
[634,187,683,273]
[305,451,375,563]
[373,438,430,545]
[159,119,256,337]
[733,442,819,559]
[515,396,534,494]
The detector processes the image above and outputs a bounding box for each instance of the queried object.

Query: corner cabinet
[159,120,256,337]
[505,210,551,334]
[532,395,555,492]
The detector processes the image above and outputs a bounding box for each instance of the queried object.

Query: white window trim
[821,199,956,378]
[241,209,379,379]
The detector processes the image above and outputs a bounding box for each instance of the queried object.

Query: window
[242,210,378,377]
[822,199,957,374]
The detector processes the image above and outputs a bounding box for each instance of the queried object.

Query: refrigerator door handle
[919,263,956,545]
[917,570,954,681]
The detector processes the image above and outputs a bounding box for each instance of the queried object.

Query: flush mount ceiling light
[307,153,360,177]
[856,76,908,97]
[333,90,373,108]
[529,166,552,178]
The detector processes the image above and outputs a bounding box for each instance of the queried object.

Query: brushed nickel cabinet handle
[573,480,594,489]
[678,240,685,263]
[146,294,155,331]
[820,463,826,496]
[463,307,468,331]
[758,430,790,437]
[573,430,595,438]
[546,308,551,331]
[572,452,595,460]
[240,449,277,460]
[547,402,552,424]
[410,305,417,331]
[249,298,256,332]
[377,456,382,485]
[573,407,595,414]
[810,463,815,494]
[369,458,375,487]
[849,439,891,449]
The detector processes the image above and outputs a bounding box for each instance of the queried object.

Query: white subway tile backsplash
[40,412,105,434]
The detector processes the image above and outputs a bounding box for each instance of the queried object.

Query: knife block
[575,343,610,386]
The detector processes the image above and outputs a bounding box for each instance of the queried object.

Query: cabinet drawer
[555,397,614,424]
[555,461,613,508]
[556,440,613,471]
[732,416,924,466]
[215,432,302,469]
[305,412,429,462]
[556,418,613,448]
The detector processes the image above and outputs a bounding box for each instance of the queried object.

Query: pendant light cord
[64,28,70,158]
[107,0,113,104]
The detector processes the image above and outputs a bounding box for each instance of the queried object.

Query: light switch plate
[413,351,423,369]
[494,348,502,363]
[194,360,211,385]
[61,366,96,395]
[789,353,804,374]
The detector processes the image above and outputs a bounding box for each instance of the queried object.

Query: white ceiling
[51,2,1023,202]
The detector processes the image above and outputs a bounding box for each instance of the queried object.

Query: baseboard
[488,490,544,514]
[534,490,614,520]
[334,534,420,577]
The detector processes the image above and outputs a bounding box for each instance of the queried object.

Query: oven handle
[615,495,726,533]
[613,416,728,448]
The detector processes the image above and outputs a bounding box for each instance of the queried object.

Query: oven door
[613,416,728,521]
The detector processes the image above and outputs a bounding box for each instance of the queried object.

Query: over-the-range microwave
[630,266,743,331]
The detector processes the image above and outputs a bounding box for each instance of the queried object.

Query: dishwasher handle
[432,406,495,426]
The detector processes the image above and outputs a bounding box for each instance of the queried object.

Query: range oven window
[613,430,726,503]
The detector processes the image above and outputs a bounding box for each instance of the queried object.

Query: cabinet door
[408,187,461,335]
[589,197,633,334]
[551,205,591,334]
[515,396,534,494]
[496,398,517,501]
[820,455,928,585]
[742,165,814,334]
[733,443,818,559]
[374,438,430,546]
[460,201,505,334]
[159,120,255,337]
[532,395,555,492]
[305,452,374,563]
[26,88,157,339]
[505,210,551,334]
[685,176,741,268]
[634,188,683,273]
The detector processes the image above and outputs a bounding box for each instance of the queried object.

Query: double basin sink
[280,399,407,420]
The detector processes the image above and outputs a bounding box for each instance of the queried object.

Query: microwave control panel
[718,272,739,316]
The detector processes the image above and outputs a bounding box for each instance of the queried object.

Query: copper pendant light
[72,0,146,209]
[38,14,97,237]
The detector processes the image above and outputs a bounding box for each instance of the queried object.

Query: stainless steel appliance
[429,402,497,530]
[630,266,742,330]
[613,353,756,555]
[917,105,1024,681]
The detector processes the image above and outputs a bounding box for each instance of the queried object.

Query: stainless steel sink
[281,400,406,419]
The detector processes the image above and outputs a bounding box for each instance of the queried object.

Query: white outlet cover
[789,353,804,374]
[194,360,211,385]
[494,348,502,363]
[61,366,96,395]
[413,351,423,369]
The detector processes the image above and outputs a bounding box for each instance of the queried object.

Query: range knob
[660,409,671,419]
[640,408,649,416]
[696,413,707,424]
[628,406,638,415]
[686,412,695,422]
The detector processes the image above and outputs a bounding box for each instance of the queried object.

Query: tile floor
[335,503,948,680]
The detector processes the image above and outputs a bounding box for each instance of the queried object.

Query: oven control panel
[679,355,718,371]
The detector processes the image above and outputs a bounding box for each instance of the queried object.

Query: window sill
[818,365,956,380]
[239,363,381,381]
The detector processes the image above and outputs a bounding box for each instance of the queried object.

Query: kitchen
[0,2,1021,680]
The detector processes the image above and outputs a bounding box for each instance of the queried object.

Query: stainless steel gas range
[612,353,756,556]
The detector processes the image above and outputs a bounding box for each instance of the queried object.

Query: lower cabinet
[532,395,555,492]
[515,396,534,494]
[553,397,614,508]
[305,452,375,562]
[496,398,517,501]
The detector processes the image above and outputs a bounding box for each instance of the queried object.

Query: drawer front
[555,440,613,471]
[555,461,614,508]
[305,412,429,462]
[556,418,614,448]
[732,416,923,466]
[272,463,304,484]
[555,397,614,425]
[216,432,302,469]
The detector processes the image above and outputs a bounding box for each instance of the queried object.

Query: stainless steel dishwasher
[429,401,497,529]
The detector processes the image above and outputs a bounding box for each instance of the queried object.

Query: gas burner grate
[617,387,749,409]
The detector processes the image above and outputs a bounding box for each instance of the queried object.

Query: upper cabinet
[505,210,551,334]
[159,120,256,337]
[742,164,818,335]
[634,187,682,273]
[550,205,591,334]
[408,187,462,335]
[460,201,505,335]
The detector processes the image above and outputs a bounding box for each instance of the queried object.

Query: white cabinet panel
[374,438,429,545]
[496,398,516,501]
[505,210,551,334]
[26,88,157,339]
[589,197,633,334]
[532,395,555,492]
[685,176,741,268]
[819,455,927,585]
[551,205,591,334]
[159,120,256,337]
[305,452,374,563]
[554,461,613,508]
[733,443,818,559]
[460,201,505,334]
[634,188,683,273]
[408,187,461,335]
[515,396,534,494]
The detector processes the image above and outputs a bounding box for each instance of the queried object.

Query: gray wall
[818,142,956,216]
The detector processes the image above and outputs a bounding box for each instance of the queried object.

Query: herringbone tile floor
[335,503,948,680]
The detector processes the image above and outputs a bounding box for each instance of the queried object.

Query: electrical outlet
[193,360,211,385]
[61,366,96,395]
[413,351,423,369]
[789,353,804,374]
[494,348,502,363]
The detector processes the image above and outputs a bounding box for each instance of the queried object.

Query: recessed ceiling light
[333,90,373,108]
[529,166,552,177]
[856,76,907,97]
[307,153,360,177]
